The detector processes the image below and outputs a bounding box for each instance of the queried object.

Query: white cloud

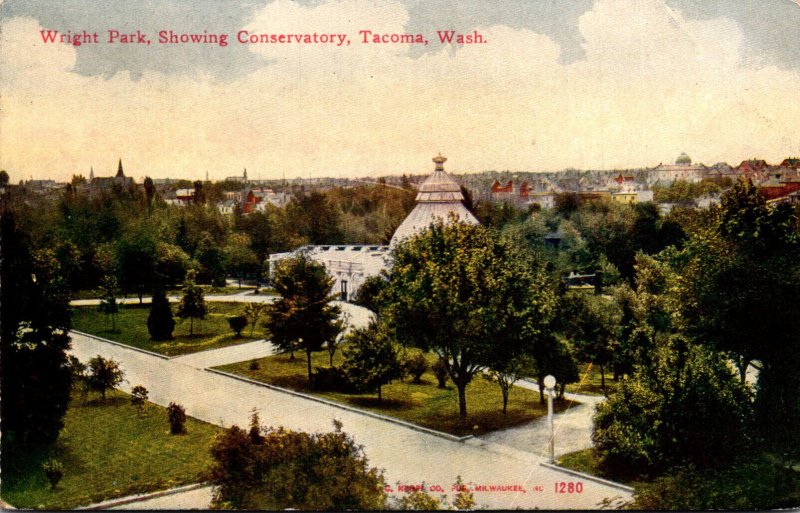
[1,0,799,181]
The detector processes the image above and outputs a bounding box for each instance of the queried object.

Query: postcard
[1,0,799,510]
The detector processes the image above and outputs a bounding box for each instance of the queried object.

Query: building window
[341,280,348,302]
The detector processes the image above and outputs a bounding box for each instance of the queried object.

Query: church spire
[116,159,125,178]
[89,166,94,180]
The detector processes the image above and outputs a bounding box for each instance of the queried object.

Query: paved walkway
[109,486,214,510]
[479,380,604,458]
[71,296,374,330]
[171,340,277,369]
[68,333,631,510]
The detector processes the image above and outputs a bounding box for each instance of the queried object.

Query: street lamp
[543,374,557,464]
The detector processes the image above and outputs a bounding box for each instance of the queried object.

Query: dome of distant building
[390,154,479,246]
[676,153,692,165]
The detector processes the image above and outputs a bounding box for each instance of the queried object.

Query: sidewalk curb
[76,482,210,510]
[71,331,171,360]
[539,462,635,494]
[205,368,472,443]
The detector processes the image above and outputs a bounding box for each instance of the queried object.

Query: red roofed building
[757,181,800,202]
[780,158,800,170]
[491,180,514,194]
[737,159,769,174]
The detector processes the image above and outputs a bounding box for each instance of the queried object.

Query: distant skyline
[1,0,799,182]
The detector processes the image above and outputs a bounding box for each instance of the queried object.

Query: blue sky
[1,0,799,180]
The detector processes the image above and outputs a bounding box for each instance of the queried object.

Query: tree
[483,355,535,415]
[177,271,207,336]
[674,178,800,454]
[353,274,388,315]
[116,230,158,303]
[592,337,754,478]
[381,221,557,422]
[224,233,259,287]
[130,385,149,416]
[228,315,247,337]
[98,274,120,332]
[168,402,187,434]
[196,232,226,286]
[154,242,191,288]
[86,356,125,401]
[143,176,156,206]
[404,353,428,384]
[263,254,343,383]
[432,358,449,388]
[242,302,266,337]
[147,288,175,340]
[327,311,350,367]
[1,210,74,445]
[209,419,386,510]
[560,292,621,392]
[342,323,404,402]
[530,332,579,403]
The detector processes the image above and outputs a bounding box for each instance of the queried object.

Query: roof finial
[432,153,447,171]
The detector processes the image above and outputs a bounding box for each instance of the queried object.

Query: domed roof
[390,154,479,246]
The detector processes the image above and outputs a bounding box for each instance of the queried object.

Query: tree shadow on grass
[84,396,127,408]
[347,396,414,410]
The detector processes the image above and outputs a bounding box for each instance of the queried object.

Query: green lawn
[216,348,575,437]
[565,363,621,396]
[72,302,267,357]
[1,390,220,510]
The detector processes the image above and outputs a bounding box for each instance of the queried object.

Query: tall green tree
[673,178,800,455]
[177,271,208,336]
[98,274,120,332]
[560,292,621,391]
[264,254,343,383]
[1,210,73,445]
[116,230,158,303]
[147,288,175,340]
[342,323,404,402]
[381,221,557,421]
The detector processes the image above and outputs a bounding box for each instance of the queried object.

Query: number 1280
[555,482,583,493]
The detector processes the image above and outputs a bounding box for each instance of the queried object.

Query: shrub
[130,385,149,416]
[85,356,125,401]
[227,315,247,338]
[404,353,428,383]
[42,458,64,490]
[209,420,387,510]
[167,402,187,434]
[313,366,357,393]
[632,456,800,510]
[432,358,449,388]
[248,359,260,370]
[592,338,754,478]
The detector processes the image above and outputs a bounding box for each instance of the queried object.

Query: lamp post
[543,374,557,464]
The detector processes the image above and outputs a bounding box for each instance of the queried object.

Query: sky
[1,0,799,182]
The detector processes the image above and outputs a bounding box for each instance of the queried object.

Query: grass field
[557,448,636,487]
[72,302,267,356]
[216,348,575,437]
[1,390,220,510]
